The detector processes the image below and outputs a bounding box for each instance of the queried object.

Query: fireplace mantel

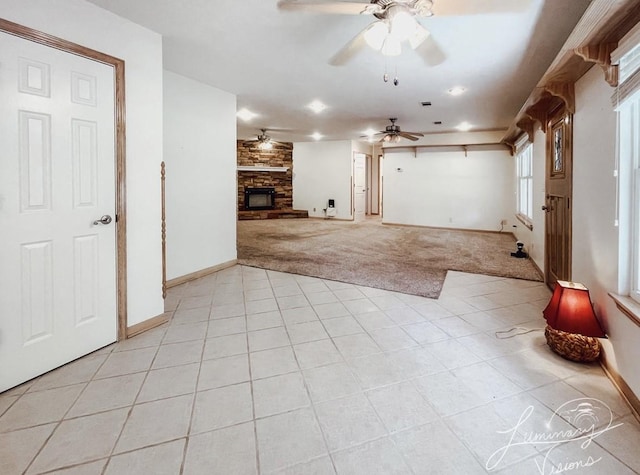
[237,166,289,173]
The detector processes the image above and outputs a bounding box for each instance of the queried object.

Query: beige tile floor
[1,265,639,474]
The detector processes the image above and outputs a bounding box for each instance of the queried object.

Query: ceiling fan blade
[328,23,373,66]
[277,1,370,15]
[411,24,445,66]
[398,132,421,141]
[431,0,533,16]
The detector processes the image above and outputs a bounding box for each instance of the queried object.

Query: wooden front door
[544,108,573,285]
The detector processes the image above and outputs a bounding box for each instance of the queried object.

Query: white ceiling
[86,0,592,143]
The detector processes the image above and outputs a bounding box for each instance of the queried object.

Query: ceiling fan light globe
[364,21,388,51]
[381,35,402,56]
[388,6,416,42]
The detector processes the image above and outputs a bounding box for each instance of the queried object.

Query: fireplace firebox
[244,187,276,210]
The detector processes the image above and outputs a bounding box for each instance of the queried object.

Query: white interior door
[0,32,117,392]
[353,153,366,221]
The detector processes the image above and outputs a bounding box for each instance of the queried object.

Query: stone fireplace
[237,140,307,220]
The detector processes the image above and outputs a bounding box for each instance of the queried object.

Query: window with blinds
[613,22,640,303]
[516,141,533,227]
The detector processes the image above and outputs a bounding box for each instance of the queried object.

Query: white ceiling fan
[277,0,532,66]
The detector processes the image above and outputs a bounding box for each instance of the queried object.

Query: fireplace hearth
[244,187,276,210]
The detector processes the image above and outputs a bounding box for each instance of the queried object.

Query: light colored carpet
[237,218,543,299]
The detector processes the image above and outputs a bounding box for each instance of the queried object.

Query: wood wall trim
[166,260,238,288]
[525,96,553,133]
[574,43,619,87]
[600,354,640,423]
[381,221,518,237]
[609,293,640,328]
[350,173,354,221]
[516,117,536,144]
[0,18,128,341]
[382,142,510,156]
[161,162,167,299]
[502,0,640,145]
[544,82,575,115]
[126,312,169,339]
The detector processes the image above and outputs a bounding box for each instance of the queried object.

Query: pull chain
[383,57,389,82]
[382,59,399,86]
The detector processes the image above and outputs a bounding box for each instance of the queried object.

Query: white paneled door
[0,32,117,392]
[353,153,367,221]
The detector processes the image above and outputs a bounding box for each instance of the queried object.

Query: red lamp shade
[543,281,606,338]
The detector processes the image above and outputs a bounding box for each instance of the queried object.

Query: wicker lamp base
[544,325,601,363]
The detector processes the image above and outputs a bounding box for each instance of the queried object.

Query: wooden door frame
[544,106,573,286]
[366,154,372,215]
[0,19,128,340]
[370,153,381,216]
[378,154,384,218]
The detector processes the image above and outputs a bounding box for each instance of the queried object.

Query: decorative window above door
[553,125,563,173]
[549,113,570,179]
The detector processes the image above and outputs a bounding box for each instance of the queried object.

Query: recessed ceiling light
[456,121,472,132]
[363,128,377,142]
[311,132,323,140]
[448,87,466,96]
[308,100,327,114]
[236,108,257,122]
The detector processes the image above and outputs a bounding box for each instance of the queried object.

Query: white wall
[292,135,514,227]
[512,127,547,270]
[515,64,640,398]
[293,141,353,219]
[0,0,164,326]
[382,148,515,231]
[352,140,373,155]
[163,71,237,280]
[571,65,640,396]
